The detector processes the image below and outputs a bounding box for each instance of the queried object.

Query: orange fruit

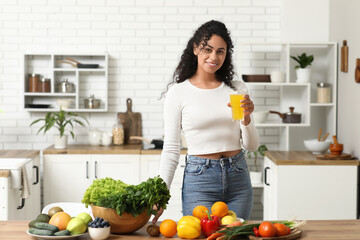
[192,205,209,220]
[211,201,229,218]
[159,219,177,238]
[49,212,72,231]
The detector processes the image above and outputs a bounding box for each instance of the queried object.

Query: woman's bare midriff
[193,149,242,160]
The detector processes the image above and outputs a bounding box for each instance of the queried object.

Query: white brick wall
[0,0,281,219]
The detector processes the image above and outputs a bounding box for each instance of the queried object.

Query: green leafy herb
[82,176,170,217]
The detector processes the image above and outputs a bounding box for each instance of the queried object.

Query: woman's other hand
[152,205,164,224]
[227,94,254,126]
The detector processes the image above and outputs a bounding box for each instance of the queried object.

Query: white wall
[0,0,281,150]
[280,0,329,42]
[329,0,360,158]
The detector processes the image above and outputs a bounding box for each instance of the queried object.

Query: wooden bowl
[91,205,151,234]
[329,143,343,155]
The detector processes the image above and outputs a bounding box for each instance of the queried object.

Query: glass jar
[29,73,40,92]
[39,78,51,92]
[112,120,124,145]
[317,83,331,103]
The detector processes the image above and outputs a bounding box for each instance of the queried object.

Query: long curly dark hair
[161,20,235,98]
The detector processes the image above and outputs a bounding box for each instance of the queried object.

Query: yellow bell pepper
[177,215,202,239]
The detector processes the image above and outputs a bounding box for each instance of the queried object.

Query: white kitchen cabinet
[263,152,358,220]
[140,154,186,221]
[239,42,337,151]
[23,53,108,112]
[43,154,140,205]
[0,154,41,220]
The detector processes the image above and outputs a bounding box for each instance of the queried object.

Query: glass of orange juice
[230,89,248,120]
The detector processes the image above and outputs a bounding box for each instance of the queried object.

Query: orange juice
[230,94,245,120]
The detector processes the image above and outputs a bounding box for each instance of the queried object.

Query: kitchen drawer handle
[264,167,270,186]
[95,161,98,179]
[17,198,25,209]
[33,166,39,185]
[86,161,89,179]
[180,165,185,168]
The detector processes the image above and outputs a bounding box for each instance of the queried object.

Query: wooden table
[2,220,360,239]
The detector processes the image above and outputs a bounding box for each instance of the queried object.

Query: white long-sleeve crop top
[159,80,259,187]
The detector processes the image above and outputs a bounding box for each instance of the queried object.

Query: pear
[66,217,87,235]
[76,212,92,225]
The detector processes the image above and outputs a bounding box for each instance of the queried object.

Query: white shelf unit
[239,42,337,151]
[23,53,108,112]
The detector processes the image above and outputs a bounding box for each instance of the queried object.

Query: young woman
[153,20,259,223]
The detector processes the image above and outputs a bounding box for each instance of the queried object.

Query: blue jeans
[181,151,253,220]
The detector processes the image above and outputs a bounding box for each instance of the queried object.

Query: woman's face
[193,34,227,74]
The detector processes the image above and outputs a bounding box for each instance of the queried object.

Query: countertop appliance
[0,151,41,220]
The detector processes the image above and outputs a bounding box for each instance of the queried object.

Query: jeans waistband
[186,150,244,166]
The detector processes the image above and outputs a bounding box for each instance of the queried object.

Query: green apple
[66,217,87,235]
[76,212,92,225]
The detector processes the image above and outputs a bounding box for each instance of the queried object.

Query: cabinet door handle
[32,166,39,185]
[95,161,98,179]
[180,165,185,168]
[86,161,89,179]
[264,167,270,186]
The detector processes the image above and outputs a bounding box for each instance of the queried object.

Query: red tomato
[258,221,276,237]
[274,223,291,236]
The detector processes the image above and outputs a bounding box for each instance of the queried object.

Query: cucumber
[54,230,71,236]
[33,222,59,232]
[29,227,55,236]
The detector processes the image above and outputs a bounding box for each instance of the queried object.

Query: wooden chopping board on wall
[117,98,142,145]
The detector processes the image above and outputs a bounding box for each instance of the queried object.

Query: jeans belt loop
[205,159,210,168]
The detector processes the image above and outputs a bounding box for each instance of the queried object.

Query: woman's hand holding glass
[228,94,254,126]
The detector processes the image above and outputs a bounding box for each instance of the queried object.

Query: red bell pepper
[200,210,221,237]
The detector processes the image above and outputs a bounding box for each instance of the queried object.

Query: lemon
[221,215,236,225]
[227,210,237,219]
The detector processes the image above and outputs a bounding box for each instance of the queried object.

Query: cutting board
[117,98,142,145]
[248,229,302,240]
[316,153,354,160]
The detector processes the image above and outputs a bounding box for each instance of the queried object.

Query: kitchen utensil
[269,107,301,123]
[88,129,102,146]
[56,99,73,109]
[26,104,51,108]
[253,111,269,123]
[57,78,75,93]
[303,139,331,154]
[270,71,285,83]
[66,57,99,69]
[84,94,101,109]
[242,74,271,82]
[355,59,360,83]
[341,40,348,72]
[329,135,343,155]
[91,205,150,234]
[321,132,329,141]
[130,136,164,149]
[318,128,322,141]
[117,98,142,144]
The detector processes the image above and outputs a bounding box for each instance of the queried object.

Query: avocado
[35,214,51,223]
[28,220,41,228]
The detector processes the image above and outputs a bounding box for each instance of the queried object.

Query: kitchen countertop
[3,220,360,239]
[0,150,40,178]
[43,144,188,155]
[265,151,359,166]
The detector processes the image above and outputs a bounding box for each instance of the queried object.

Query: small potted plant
[290,53,314,83]
[30,108,89,149]
[246,144,268,184]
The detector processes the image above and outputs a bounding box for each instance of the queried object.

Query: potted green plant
[290,53,314,83]
[246,144,268,184]
[30,108,89,149]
